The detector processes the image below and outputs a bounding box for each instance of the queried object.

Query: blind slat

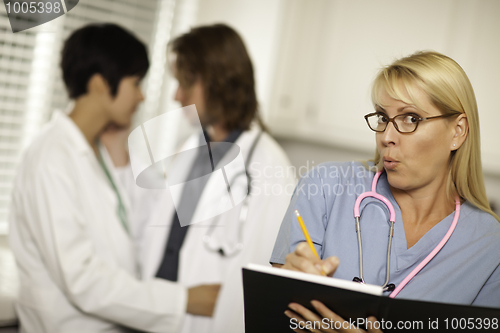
[0,0,165,228]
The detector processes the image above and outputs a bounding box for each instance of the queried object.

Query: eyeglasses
[364,112,458,134]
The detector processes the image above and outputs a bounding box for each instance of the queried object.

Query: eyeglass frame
[364,111,460,134]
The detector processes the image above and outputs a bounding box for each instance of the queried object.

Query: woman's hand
[285,301,383,333]
[282,242,339,277]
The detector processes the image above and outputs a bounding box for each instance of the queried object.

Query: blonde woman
[270,51,500,332]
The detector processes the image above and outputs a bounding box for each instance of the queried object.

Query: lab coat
[8,112,186,333]
[132,125,296,333]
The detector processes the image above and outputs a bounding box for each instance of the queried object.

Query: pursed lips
[383,156,399,170]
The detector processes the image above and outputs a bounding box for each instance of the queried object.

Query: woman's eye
[377,115,388,123]
[403,115,418,124]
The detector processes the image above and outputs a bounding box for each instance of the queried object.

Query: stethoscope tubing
[354,170,460,298]
[354,171,396,291]
[354,171,396,221]
[389,198,460,298]
[203,130,263,257]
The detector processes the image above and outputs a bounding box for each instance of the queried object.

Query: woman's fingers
[311,301,381,333]
[287,302,336,333]
[322,256,340,277]
[294,242,324,274]
[294,242,320,260]
[287,301,384,333]
[365,317,384,333]
[283,243,340,276]
[310,300,343,322]
[283,243,322,275]
[311,301,358,332]
[294,243,340,276]
[285,307,317,333]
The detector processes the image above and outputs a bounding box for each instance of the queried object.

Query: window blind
[0,0,197,232]
[0,8,36,232]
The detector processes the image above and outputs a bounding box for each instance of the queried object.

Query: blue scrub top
[270,161,500,308]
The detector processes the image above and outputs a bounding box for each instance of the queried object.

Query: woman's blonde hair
[371,50,499,221]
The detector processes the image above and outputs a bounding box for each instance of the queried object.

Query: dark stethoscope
[202,130,263,257]
[352,171,461,297]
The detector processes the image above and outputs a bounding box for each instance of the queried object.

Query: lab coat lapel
[176,127,262,285]
[189,129,257,227]
[60,113,136,272]
[142,134,199,279]
[146,129,257,278]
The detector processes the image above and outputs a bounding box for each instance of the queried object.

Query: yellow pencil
[294,209,326,276]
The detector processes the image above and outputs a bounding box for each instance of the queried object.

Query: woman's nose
[380,121,398,146]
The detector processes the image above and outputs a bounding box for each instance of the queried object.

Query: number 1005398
[5,2,62,14]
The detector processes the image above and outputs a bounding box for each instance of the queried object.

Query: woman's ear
[451,114,468,150]
[87,74,111,96]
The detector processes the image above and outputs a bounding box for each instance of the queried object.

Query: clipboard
[243,264,500,332]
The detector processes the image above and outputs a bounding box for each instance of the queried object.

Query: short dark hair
[170,24,264,132]
[61,23,149,99]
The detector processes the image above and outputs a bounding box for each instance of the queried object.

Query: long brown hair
[169,24,266,132]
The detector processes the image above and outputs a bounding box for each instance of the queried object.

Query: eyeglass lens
[367,114,418,133]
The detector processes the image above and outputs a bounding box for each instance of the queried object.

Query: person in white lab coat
[130,24,297,333]
[8,23,217,333]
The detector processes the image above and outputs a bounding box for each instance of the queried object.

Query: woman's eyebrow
[398,105,429,115]
[375,105,429,115]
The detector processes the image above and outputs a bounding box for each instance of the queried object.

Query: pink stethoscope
[353,171,461,298]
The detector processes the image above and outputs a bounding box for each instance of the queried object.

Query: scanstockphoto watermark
[249,160,379,180]
[249,178,368,198]
[290,317,424,331]
[290,317,499,331]
[129,105,254,226]
[128,106,379,225]
[290,317,425,331]
[249,162,377,198]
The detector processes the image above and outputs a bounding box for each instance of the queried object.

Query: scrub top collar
[374,171,469,271]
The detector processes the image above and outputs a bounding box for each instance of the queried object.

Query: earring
[453,144,456,147]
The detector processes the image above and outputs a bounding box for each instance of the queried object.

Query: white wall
[190,0,500,175]
[175,0,500,207]
[267,0,500,175]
